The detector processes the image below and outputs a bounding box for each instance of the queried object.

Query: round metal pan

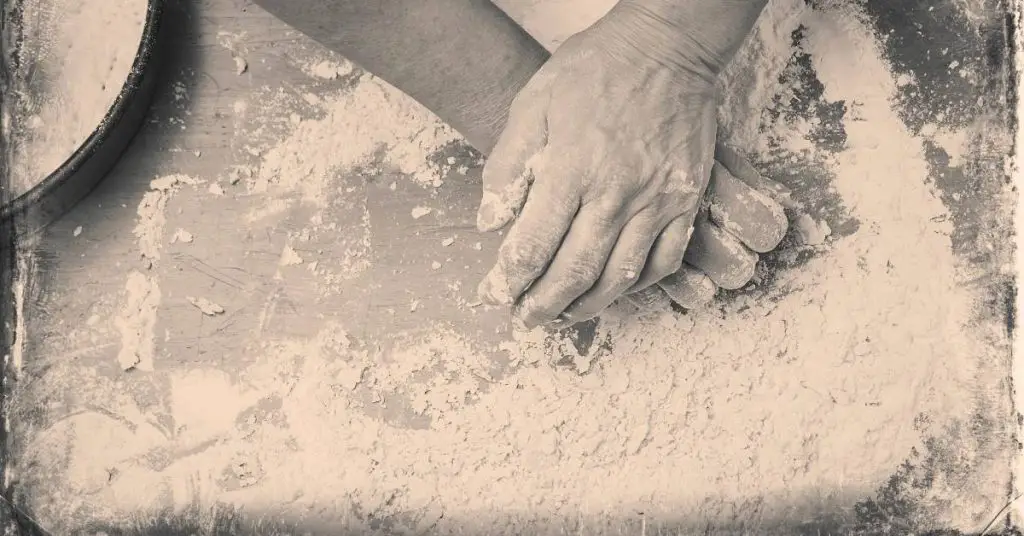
[0,0,165,238]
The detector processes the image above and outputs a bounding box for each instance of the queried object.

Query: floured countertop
[3,0,1017,534]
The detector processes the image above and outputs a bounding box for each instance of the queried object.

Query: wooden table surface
[25,0,531,365]
[6,0,1017,533]
[13,1,599,526]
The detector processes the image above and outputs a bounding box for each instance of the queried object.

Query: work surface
[6,0,1019,534]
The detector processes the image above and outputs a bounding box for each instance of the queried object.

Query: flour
[114,271,161,371]
[115,174,199,371]
[229,70,463,294]
[133,175,197,266]
[243,72,461,218]
[6,239,34,387]
[187,297,225,316]
[209,1,993,531]
[302,58,355,80]
[169,228,193,244]
[2,0,147,197]
[1014,2,1024,528]
[9,0,1011,533]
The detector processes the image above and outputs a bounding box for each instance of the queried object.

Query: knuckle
[541,267,602,311]
[609,263,643,291]
[584,198,626,227]
[560,259,604,292]
[571,262,643,318]
[602,169,643,200]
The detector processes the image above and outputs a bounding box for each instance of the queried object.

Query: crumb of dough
[279,245,304,266]
[234,55,248,75]
[186,296,225,316]
[170,229,194,244]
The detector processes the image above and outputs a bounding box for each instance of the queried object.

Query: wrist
[596,0,767,82]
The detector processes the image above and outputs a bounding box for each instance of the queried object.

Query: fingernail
[768,180,792,197]
[511,295,539,331]
[511,313,531,333]
[476,202,497,232]
[477,277,496,305]
[478,271,514,306]
[477,191,508,232]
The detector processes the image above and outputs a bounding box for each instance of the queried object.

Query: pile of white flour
[2,0,147,197]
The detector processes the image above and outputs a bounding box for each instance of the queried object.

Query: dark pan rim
[0,0,164,228]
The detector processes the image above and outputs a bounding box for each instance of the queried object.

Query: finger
[477,155,581,306]
[715,143,798,209]
[707,161,788,253]
[625,285,672,309]
[477,99,548,232]
[657,263,717,308]
[684,219,758,290]
[628,213,693,293]
[511,200,624,329]
[562,208,666,323]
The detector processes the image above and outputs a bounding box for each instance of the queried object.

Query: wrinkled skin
[476,20,790,329]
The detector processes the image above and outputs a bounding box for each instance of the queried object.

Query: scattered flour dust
[3,0,147,196]
[114,271,162,371]
[114,174,200,371]
[187,296,225,317]
[232,70,462,291]
[302,57,355,80]
[15,0,1007,533]
[331,1,986,531]
[245,71,461,214]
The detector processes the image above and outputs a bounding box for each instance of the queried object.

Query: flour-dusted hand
[475,36,717,329]
[475,0,772,329]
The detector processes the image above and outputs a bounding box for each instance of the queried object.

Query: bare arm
[253,0,788,326]
[251,0,548,154]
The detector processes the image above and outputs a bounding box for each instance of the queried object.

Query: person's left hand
[474,14,784,330]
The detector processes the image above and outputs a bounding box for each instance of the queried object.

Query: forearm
[251,0,549,153]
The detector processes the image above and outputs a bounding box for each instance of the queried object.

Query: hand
[474,14,785,330]
[621,143,792,315]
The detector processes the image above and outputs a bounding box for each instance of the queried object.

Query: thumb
[478,102,547,232]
